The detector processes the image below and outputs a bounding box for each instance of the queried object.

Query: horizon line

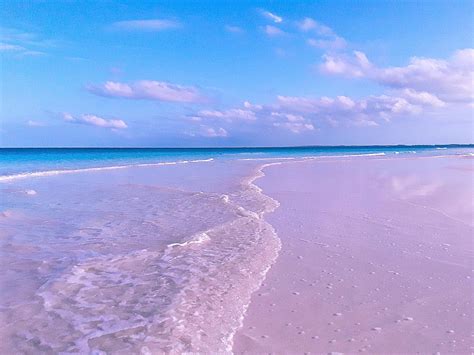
[1,143,473,150]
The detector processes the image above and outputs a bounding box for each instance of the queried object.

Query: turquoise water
[1,145,472,178]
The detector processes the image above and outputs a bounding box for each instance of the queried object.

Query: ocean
[0,145,472,353]
[0,145,471,180]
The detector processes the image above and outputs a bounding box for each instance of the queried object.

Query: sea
[0,145,472,353]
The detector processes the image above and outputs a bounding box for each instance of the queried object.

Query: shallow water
[0,160,281,353]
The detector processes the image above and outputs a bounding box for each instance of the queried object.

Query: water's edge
[225,162,284,352]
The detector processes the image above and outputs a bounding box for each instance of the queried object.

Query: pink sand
[233,155,473,354]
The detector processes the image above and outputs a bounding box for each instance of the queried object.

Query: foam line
[0,158,214,182]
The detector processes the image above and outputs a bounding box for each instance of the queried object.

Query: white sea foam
[165,231,211,249]
[239,157,297,161]
[0,158,214,182]
[323,152,386,158]
[238,152,386,163]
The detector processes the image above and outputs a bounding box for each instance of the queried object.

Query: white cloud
[271,114,315,133]
[190,100,317,135]
[111,19,181,31]
[260,10,283,23]
[89,80,205,103]
[376,49,473,103]
[263,25,285,36]
[276,92,435,121]
[202,127,228,137]
[398,88,445,107]
[351,119,379,127]
[0,27,56,48]
[187,126,228,138]
[277,95,358,112]
[296,18,334,36]
[271,112,306,122]
[243,101,263,110]
[0,42,24,51]
[0,27,55,57]
[0,40,46,57]
[63,113,127,129]
[184,40,470,136]
[320,49,474,103]
[320,51,371,77]
[194,108,257,121]
[296,18,348,53]
[18,50,45,57]
[307,36,347,50]
[196,89,445,131]
[270,112,316,133]
[273,122,315,133]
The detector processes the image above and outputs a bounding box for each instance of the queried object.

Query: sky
[1,0,473,147]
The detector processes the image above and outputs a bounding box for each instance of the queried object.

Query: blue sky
[1,0,473,147]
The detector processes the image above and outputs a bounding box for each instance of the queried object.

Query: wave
[0,158,214,182]
[239,157,297,161]
[238,152,386,162]
[321,152,386,158]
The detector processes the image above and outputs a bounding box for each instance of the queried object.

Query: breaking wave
[0,158,214,182]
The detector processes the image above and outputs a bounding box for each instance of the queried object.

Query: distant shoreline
[1,143,473,150]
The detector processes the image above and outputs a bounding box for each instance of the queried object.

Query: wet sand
[233,155,473,354]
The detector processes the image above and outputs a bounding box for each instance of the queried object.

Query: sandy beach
[234,155,473,354]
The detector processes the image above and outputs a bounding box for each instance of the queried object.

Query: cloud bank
[296,18,334,36]
[89,80,205,103]
[264,25,285,36]
[81,16,472,141]
[186,48,466,137]
[186,126,228,138]
[63,113,127,129]
[321,49,474,104]
[296,17,347,51]
[0,27,57,56]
